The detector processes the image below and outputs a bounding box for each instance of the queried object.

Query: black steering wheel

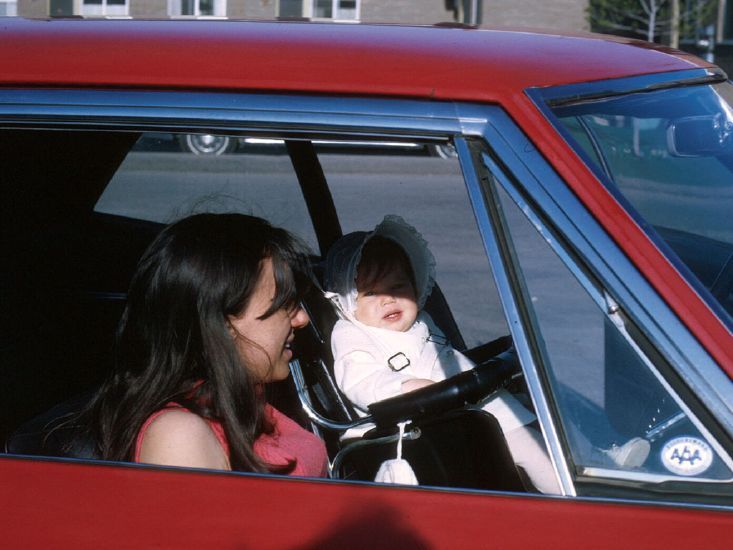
[367,348,521,428]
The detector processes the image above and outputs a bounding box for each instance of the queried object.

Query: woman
[87,213,328,476]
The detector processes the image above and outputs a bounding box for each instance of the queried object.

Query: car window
[549,82,733,327]
[322,146,508,348]
[95,132,320,251]
[2,124,518,472]
[97,133,508,350]
[488,175,733,490]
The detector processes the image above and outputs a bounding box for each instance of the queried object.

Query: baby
[324,215,561,494]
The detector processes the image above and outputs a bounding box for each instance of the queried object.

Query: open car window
[2,122,531,492]
[95,133,320,251]
[97,130,508,350]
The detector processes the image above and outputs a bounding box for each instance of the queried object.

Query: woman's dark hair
[355,236,415,293]
[87,213,311,472]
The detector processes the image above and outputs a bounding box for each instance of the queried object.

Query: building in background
[14,0,450,21]
[463,0,589,32]
[11,0,589,33]
[0,0,16,15]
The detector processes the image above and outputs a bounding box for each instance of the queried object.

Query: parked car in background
[1,17,731,547]
[165,132,457,157]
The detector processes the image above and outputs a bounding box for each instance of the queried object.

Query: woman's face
[228,258,310,382]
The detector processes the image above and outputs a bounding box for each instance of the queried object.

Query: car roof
[0,18,711,101]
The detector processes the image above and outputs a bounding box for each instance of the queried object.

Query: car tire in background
[178,134,237,155]
[429,143,458,159]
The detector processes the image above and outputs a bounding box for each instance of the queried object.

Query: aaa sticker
[660,436,713,476]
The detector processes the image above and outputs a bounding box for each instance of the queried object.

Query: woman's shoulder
[137,408,230,470]
[143,408,211,435]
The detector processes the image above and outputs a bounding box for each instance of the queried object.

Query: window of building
[168,0,226,17]
[278,0,360,21]
[0,0,17,16]
[81,0,128,17]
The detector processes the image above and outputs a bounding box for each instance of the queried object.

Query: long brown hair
[88,213,311,472]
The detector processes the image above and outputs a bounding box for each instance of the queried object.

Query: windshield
[549,81,733,326]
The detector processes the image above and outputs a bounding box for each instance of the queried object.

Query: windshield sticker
[660,436,714,476]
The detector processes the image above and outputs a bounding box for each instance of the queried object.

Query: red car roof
[0,18,710,100]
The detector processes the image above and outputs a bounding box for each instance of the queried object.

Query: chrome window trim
[0,89,477,141]
[579,466,733,486]
[457,103,733,443]
[455,136,574,496]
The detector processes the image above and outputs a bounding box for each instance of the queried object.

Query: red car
[1,17,731,547]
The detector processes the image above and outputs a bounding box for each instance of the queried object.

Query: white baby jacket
[332,311,535,433]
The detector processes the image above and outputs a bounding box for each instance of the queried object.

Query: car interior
[1,128,536,493]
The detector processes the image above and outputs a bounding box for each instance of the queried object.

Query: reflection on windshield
[551,82,733,323]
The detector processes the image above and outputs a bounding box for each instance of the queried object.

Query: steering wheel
[367,348,520,428]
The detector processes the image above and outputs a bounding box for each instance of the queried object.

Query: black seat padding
[5,392,99,459]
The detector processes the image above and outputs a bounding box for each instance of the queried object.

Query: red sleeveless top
[135,403,328,477]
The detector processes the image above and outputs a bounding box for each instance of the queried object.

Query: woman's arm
[138,410,231,470]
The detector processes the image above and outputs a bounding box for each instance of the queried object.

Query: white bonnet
[323,215,436,317]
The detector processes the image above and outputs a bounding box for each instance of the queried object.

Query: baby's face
[354,264,418,332]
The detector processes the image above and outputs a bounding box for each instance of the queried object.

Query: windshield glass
[549,81,733,326]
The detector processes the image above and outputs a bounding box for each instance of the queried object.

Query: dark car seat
[4,391,99,459]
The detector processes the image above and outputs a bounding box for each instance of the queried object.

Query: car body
[1,17,732,547]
